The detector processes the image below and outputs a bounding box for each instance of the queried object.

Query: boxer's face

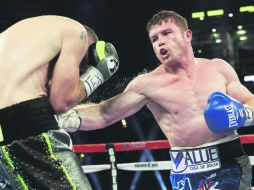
[149,18,192,66]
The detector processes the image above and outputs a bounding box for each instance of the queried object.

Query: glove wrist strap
[243,105,254,126]
[80,66,105,97]
[55,109,82,132]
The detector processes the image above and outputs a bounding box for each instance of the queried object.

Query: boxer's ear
[185,30,192,43]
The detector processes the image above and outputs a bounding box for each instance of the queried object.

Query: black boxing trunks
[0,98,92,190]
[169,135,252,190]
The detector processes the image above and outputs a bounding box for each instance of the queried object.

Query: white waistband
[171,132,239,150]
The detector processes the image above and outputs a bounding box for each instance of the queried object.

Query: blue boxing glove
[204,91,254,133]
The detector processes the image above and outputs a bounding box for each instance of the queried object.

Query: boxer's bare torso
[78,57,236,147]
[137,58,233,147]
[0,16,87,112]
[78,18,246,147]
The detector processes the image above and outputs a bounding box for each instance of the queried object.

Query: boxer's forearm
[55,98,126,132]
[56,89,147,132]
[78,103,110,131]
[244,96,254,110]
[78,98,130,130]
[79,91,146,130]
[55,103,108,132]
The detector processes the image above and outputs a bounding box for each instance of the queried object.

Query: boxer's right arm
[50,25,88,114]
[80,90,146,130]
[56,77,147,131]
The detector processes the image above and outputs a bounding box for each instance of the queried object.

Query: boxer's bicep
[227,80,254,105]
[216,58,254,105]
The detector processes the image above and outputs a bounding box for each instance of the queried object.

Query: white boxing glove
[54,109,82,132]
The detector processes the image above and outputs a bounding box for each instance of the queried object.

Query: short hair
[146,10,188,33]
[83,25,98,42]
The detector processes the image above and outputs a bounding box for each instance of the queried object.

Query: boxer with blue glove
[52,11,253,190]
[204,91,254,133]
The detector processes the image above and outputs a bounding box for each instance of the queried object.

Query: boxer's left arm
[55,75,148,132]
[221,58,254,114]
[204,59,254,133]
[50,25,88,114]
[226,76,254,112]
[204,91,254,133]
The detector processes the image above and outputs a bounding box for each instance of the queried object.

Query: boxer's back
[0,16,78,108]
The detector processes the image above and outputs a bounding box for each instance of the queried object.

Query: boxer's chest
[147,69,227,114]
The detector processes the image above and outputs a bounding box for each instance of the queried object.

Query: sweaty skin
[0,15,88,113]
[74,18,254,147]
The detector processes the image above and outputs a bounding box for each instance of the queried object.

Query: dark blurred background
[1,0,254,189]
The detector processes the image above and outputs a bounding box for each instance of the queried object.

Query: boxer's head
[146,11,192,66]
[146,10,188,34]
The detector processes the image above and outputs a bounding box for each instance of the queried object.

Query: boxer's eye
[163,31,172,36]
[151,37,158,43]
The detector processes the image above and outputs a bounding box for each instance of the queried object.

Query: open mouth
[160,48,168,56]
[159,48,170,60]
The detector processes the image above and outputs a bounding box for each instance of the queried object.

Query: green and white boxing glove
[80,41,119,97]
